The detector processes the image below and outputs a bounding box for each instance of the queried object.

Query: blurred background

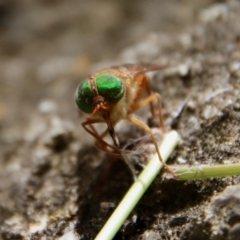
[0,0,212,143]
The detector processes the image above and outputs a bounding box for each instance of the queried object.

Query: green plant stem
[95,130,180,240]
[175,163,240,180]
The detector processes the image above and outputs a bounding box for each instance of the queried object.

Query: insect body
[75,63,171,171]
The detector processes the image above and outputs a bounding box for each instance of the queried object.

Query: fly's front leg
[82,119,120,154]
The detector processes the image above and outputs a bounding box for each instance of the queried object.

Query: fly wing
[108,63,169,77]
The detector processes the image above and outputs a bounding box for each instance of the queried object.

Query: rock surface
[1,0,240,239]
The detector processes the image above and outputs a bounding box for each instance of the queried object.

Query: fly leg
[82,119,120,154]
[126,116,175,176]
[130,75,165,131]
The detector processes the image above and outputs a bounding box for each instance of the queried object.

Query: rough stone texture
[204,185,240,240]
[1,0,240,239]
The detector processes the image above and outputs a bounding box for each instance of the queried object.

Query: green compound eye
[96,74,124,103]
[75,74,124,114]
[75,80,94,114]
